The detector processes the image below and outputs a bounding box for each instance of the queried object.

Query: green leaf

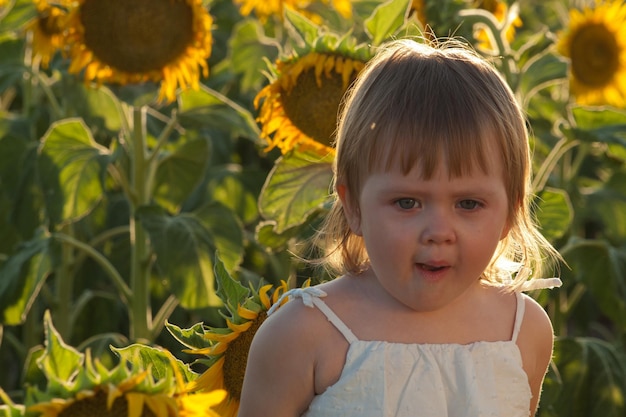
[255,212,322,252]
[0,231,51,325]
[535,188,573,243]
[518,51,568,99]
[572,106,626,128]
[37,311,83,385]
[153,138,210,213]
[165,321,212,350]
[228,19,279,92]
[214,252,250,316]
[560,240,626,329]
[206,165,260,225]
[364,0,411,46]
[607,142,626,161]
[178,85,260,142]
[255,221,300,252]
[193,202,245,273]
[284,8,320,45]
[569,107,626,148]
[0,0,37,33]
[112,344,195,383]
[62,83,123,135]
[0,35,25,78]
[0,396,25,417]
[0,124,32,197]
[586,171,626,245]
[0,131,41,240]
[38,119,109,224]
[550,337,626,417]
[137,203,244,309]
[539,361,563,415]
[258,149,333,233]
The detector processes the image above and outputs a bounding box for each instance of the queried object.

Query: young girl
[238,38,562,417]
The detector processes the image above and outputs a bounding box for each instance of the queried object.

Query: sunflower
[255,52,365,156]
[557,0,626,107]
[234,0,351,23]
[28,368,228,417]
[26,311,226,417]
[25,0,72,68]
[28,371,179,417]
[62,0,213,103]
[167,280,292,417]
[473,0,522,50]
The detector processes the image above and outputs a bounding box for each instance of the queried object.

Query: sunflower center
[281,69,347,147]
[222,312,267,400]
[58,390,157,417]
[570,23,620,87]
[79,0,195,73]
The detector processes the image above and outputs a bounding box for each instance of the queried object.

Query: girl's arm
[238,301,317,417]
[517,296,556,416]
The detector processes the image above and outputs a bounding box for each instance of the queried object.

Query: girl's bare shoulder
[517,292,554,348]
[255,278,351,345]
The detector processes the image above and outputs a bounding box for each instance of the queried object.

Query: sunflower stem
[150,109,179,161]
[129,106,153,342]
[457,9,517,87]
[531,137,579,192]
[150,295,180,341]
[108,162,136,205]
[54,224,76,340]
[71,226,130,286]
[144,110,179,196]
[51,232,132,301]
[32,70,63,120]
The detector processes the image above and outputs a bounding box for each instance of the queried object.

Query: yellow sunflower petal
[204,329,241,343]
[27,398,70,417]
[272,281,289,304]
[332,0,352,18]
[237,304,259,320]
[126,392,146,417]
[145,394,177,417]
[227,320,253,333]
[188,356,225,392]
[259,284,273,309]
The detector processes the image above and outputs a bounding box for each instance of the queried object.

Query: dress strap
[268,287,359,344]
[511,292,526,343]
[510,278,561,342]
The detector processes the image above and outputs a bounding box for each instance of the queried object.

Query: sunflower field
[0,0,625,416]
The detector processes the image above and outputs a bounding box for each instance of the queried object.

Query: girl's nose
[419,209,456,244]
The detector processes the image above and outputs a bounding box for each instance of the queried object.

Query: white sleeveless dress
[270,279,561,417]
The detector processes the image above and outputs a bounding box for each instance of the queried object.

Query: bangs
[336,40,525,192]
[367,99,497,179]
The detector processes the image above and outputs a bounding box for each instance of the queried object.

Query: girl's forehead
[364,133,505,180]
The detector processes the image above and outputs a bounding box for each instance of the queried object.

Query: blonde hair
[312,38,559,291]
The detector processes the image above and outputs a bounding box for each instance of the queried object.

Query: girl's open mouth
[417,263,448,272]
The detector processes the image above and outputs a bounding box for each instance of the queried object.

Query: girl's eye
[458,200,481,210]
[396,198,418,209]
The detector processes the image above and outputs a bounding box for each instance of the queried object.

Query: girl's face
[341,149,511,312]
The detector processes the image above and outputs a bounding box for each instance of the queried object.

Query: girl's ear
[337,184,362,236]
